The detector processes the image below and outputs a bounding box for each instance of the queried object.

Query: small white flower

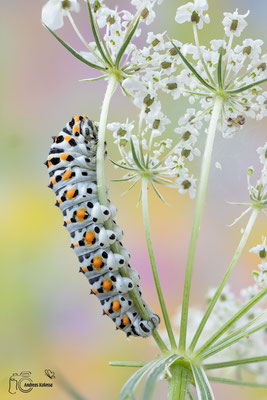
[250,237,267,259]
[222,9,250,37]
[257,143,267,165]
[42,0,80,30]
[175,0,210,30]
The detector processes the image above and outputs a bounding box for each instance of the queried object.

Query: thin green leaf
[109,361,145,368]
[203,312,267,359]
[142,355,179,400]
[217,47,224,90]
[130,138,145,170]
[208,376,267,389]
[94,18,114,65]
[86,0,112,67]
[119,359,161,400]
[204,356,267,370]
[171,41,216,92]
[121,180,139,197]
[115,18,140,69]
[190,364,215,400]
[226,78,267,94]
[195,287,267,357]
[203,321,267,359]
[43,24,106,71]
[79,75,109,82]
[112,174,138,182]
[56,372,87,400]
[151,181,169,205]
[110,159,138,171]
[139,142,147,167]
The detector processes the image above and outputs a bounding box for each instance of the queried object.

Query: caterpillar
[45,115,160,337]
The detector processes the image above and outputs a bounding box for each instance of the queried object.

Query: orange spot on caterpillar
[73,125,80,133]
[63,170,72,180]
[122,316,130,325]
[66,219,71,224]
[66,189,76,200]
[81,266,87,272]
[91,288,98,295]
[103,308,110,315]
[112,300,121,312]
[73,242,79,247]
[57,198,62,204]
[74,115,80,123]
[60,153,70,161]
[64,135,73,142]
[85,230,95,246]
[102,279,112,292]
[92,256,103,270]
[51,177,56,185]
[76,208,86,221]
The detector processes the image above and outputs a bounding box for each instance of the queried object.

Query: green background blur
[0,0,266,399]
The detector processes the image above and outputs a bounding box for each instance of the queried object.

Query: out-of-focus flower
[42,0,80,30]
[222,9,250,37]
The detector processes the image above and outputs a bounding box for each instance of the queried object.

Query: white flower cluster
[250,237,267,288]
[159,285,267,382]
[247,144,267,208]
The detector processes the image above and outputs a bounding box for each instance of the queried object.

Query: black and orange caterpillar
[45,115,160,337]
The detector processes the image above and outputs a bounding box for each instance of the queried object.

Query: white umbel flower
[42,0,80,30]
[222,9,250,37]
[175,0,210,29]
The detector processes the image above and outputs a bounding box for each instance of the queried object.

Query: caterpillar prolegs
[45,115,160,337]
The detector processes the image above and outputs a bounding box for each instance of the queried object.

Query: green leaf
[115,18,140,69]
[110,159,138,171]
[195,287,267,357]
[56,372,87,400]
[86,0,113,67]
[112,174,138,182]
[121,180,139,197]
[142,355,179,400]
[203,315,267,359]
[190,364,215,400]
[151,181,169,205]
[171,41,216,92]
[119,359,161,400]
[208,376,267,389]
[204,356,267,370]
[226,78,267,94]
[109,361,145,368]
[217,47,224,90]
[130,138,145,171]
[79,75,109,82]
[44,24,106,72]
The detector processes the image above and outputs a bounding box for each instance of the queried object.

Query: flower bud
[93,0,101,13]
[152,39,160,47]
[182,180,191,190]
[117,128,127,137]
[169,48,178,56]
[257,63,266,71]
[107,15,115,25]
[259,248,267,259]
[247,166,254,176]
[230,19,238,31]
[243,45,252,55]
[191,11,200,24]
[161,61,172,69]
[181,149,191,158]
[182,131,191,141]
[153,119,160,129]
[166,83,178,90]
[141,8,149,20]
[144,94,154,106]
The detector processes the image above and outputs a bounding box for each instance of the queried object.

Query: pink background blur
[0,0,266,399]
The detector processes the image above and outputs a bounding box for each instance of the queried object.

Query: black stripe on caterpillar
[45,115,160,337]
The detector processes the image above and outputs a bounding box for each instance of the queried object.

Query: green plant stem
[168,365,189,400]
[189,207,259,352]
[109,361,146,368]
[204,356,267,370]
[178,96,224,352]
[142,178,177,350]
[96,76,168,353]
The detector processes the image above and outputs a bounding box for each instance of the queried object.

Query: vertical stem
[96,75,117,205]
[189,207,259,352]
[142,178,177,350]
[178,96,224,352]
[193,24,215,86]
[96,77,168,353]
[168,365,189,400]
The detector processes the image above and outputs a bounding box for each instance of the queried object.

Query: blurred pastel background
[0,0,266,399]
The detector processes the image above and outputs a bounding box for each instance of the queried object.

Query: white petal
[42,1,64,30]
